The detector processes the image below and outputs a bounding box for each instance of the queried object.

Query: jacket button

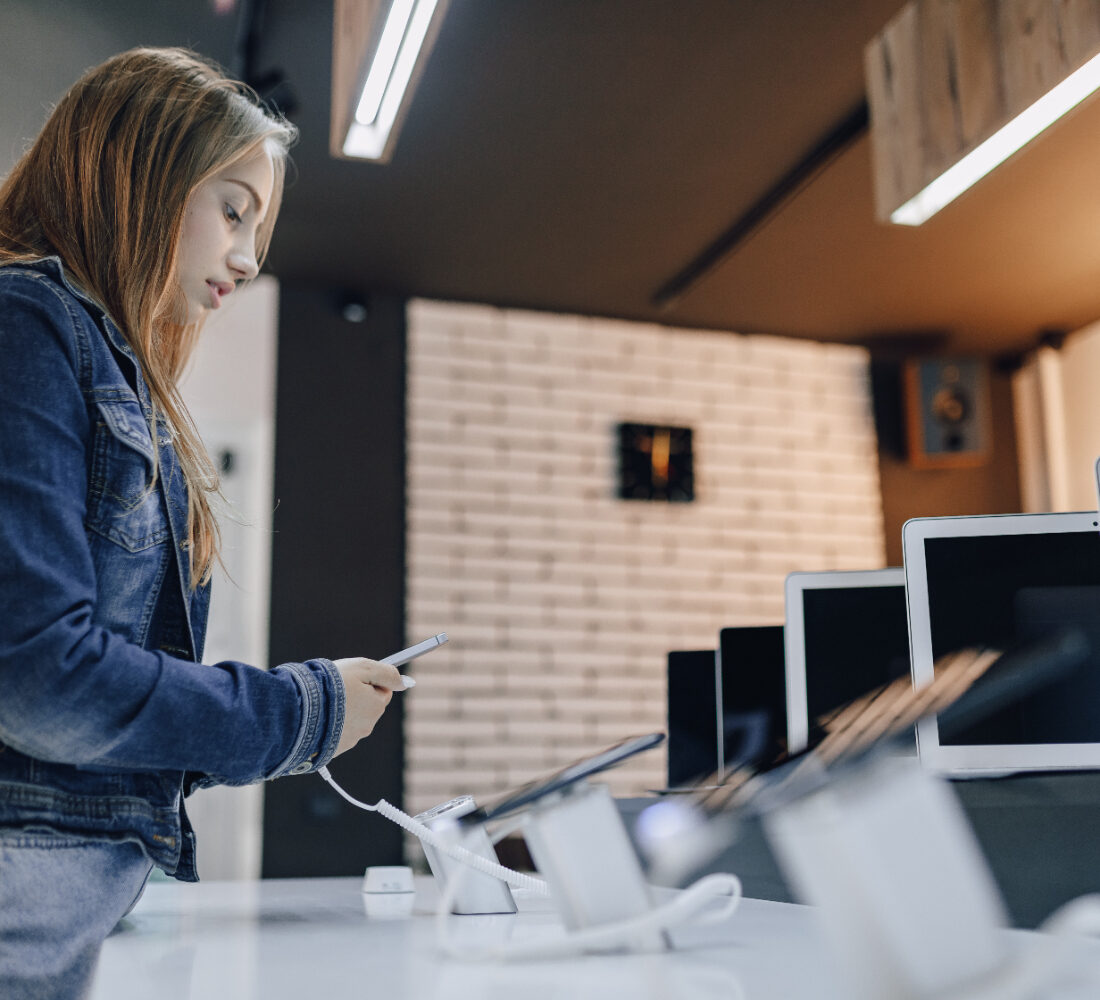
[288,762,312,775]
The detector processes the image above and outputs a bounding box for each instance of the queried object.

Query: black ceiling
[12,0,1100,356]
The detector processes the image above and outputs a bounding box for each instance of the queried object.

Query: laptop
[784,568,910,754]
[904,510,1100,773]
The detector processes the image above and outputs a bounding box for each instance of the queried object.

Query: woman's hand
[332,657,407,757]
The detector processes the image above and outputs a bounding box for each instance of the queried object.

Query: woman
[0,47,404,996]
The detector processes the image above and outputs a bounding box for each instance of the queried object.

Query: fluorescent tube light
[891,49,1100,226]
[343,0,441,160]
[355,0,415,126]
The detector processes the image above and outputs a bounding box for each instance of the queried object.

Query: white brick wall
[405,300,885,816]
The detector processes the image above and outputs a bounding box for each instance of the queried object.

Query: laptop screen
[666,649,718,786]
[784,569,909,752]
[719,625,786,768]
[803,585,911,724]
[924,530,1100,746]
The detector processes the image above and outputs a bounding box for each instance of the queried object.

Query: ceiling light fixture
[332,0,449,163]
[866,0,1100,227]
[354,0,417,127]
[891,49,1100,226]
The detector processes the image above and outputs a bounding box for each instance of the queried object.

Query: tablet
[666,649,720,786]
[784,568,910,753]
[468,733,665,822]
[903,510,1100,774]
[719,625,786,768]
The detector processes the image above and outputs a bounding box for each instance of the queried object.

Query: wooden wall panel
[866,0,1100,221]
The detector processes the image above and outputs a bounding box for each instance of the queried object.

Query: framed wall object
[903,358,990,469]
[616,422,694,502]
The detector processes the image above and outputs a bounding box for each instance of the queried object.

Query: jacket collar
[19,256,140,368]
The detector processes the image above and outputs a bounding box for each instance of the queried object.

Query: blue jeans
[0,828,152,999]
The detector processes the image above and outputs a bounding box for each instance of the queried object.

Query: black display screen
[803,585,911,726]
[719,625,786,767]
[666,649,718,786]
[924,531,1100,745]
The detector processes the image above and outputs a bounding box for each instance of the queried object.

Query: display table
[90,875,1100,1000]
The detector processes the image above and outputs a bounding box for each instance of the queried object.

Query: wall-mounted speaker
[903,359,990,469]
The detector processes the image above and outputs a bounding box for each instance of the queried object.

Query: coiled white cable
[319,765,744,961]
[317,766,548,894]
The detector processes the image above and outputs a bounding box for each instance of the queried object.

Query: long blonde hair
[0,47,297,587]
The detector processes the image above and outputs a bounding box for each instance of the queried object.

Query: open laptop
[784,568,910,754]
[904,510,1100,774]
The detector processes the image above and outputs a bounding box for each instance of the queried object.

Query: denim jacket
[0,258,345,880]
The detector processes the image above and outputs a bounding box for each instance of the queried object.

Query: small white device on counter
[361,865,416,920]
[362,865,414,894]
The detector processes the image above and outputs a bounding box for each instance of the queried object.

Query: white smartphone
[379,633,448,685]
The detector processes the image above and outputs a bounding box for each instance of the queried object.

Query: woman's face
[176,145,276,324]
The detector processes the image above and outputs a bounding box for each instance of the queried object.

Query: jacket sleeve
[0,270,345,782]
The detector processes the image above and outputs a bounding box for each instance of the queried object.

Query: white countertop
[91,876,1098,999]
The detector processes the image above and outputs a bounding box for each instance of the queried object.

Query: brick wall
[404,300,885,815]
